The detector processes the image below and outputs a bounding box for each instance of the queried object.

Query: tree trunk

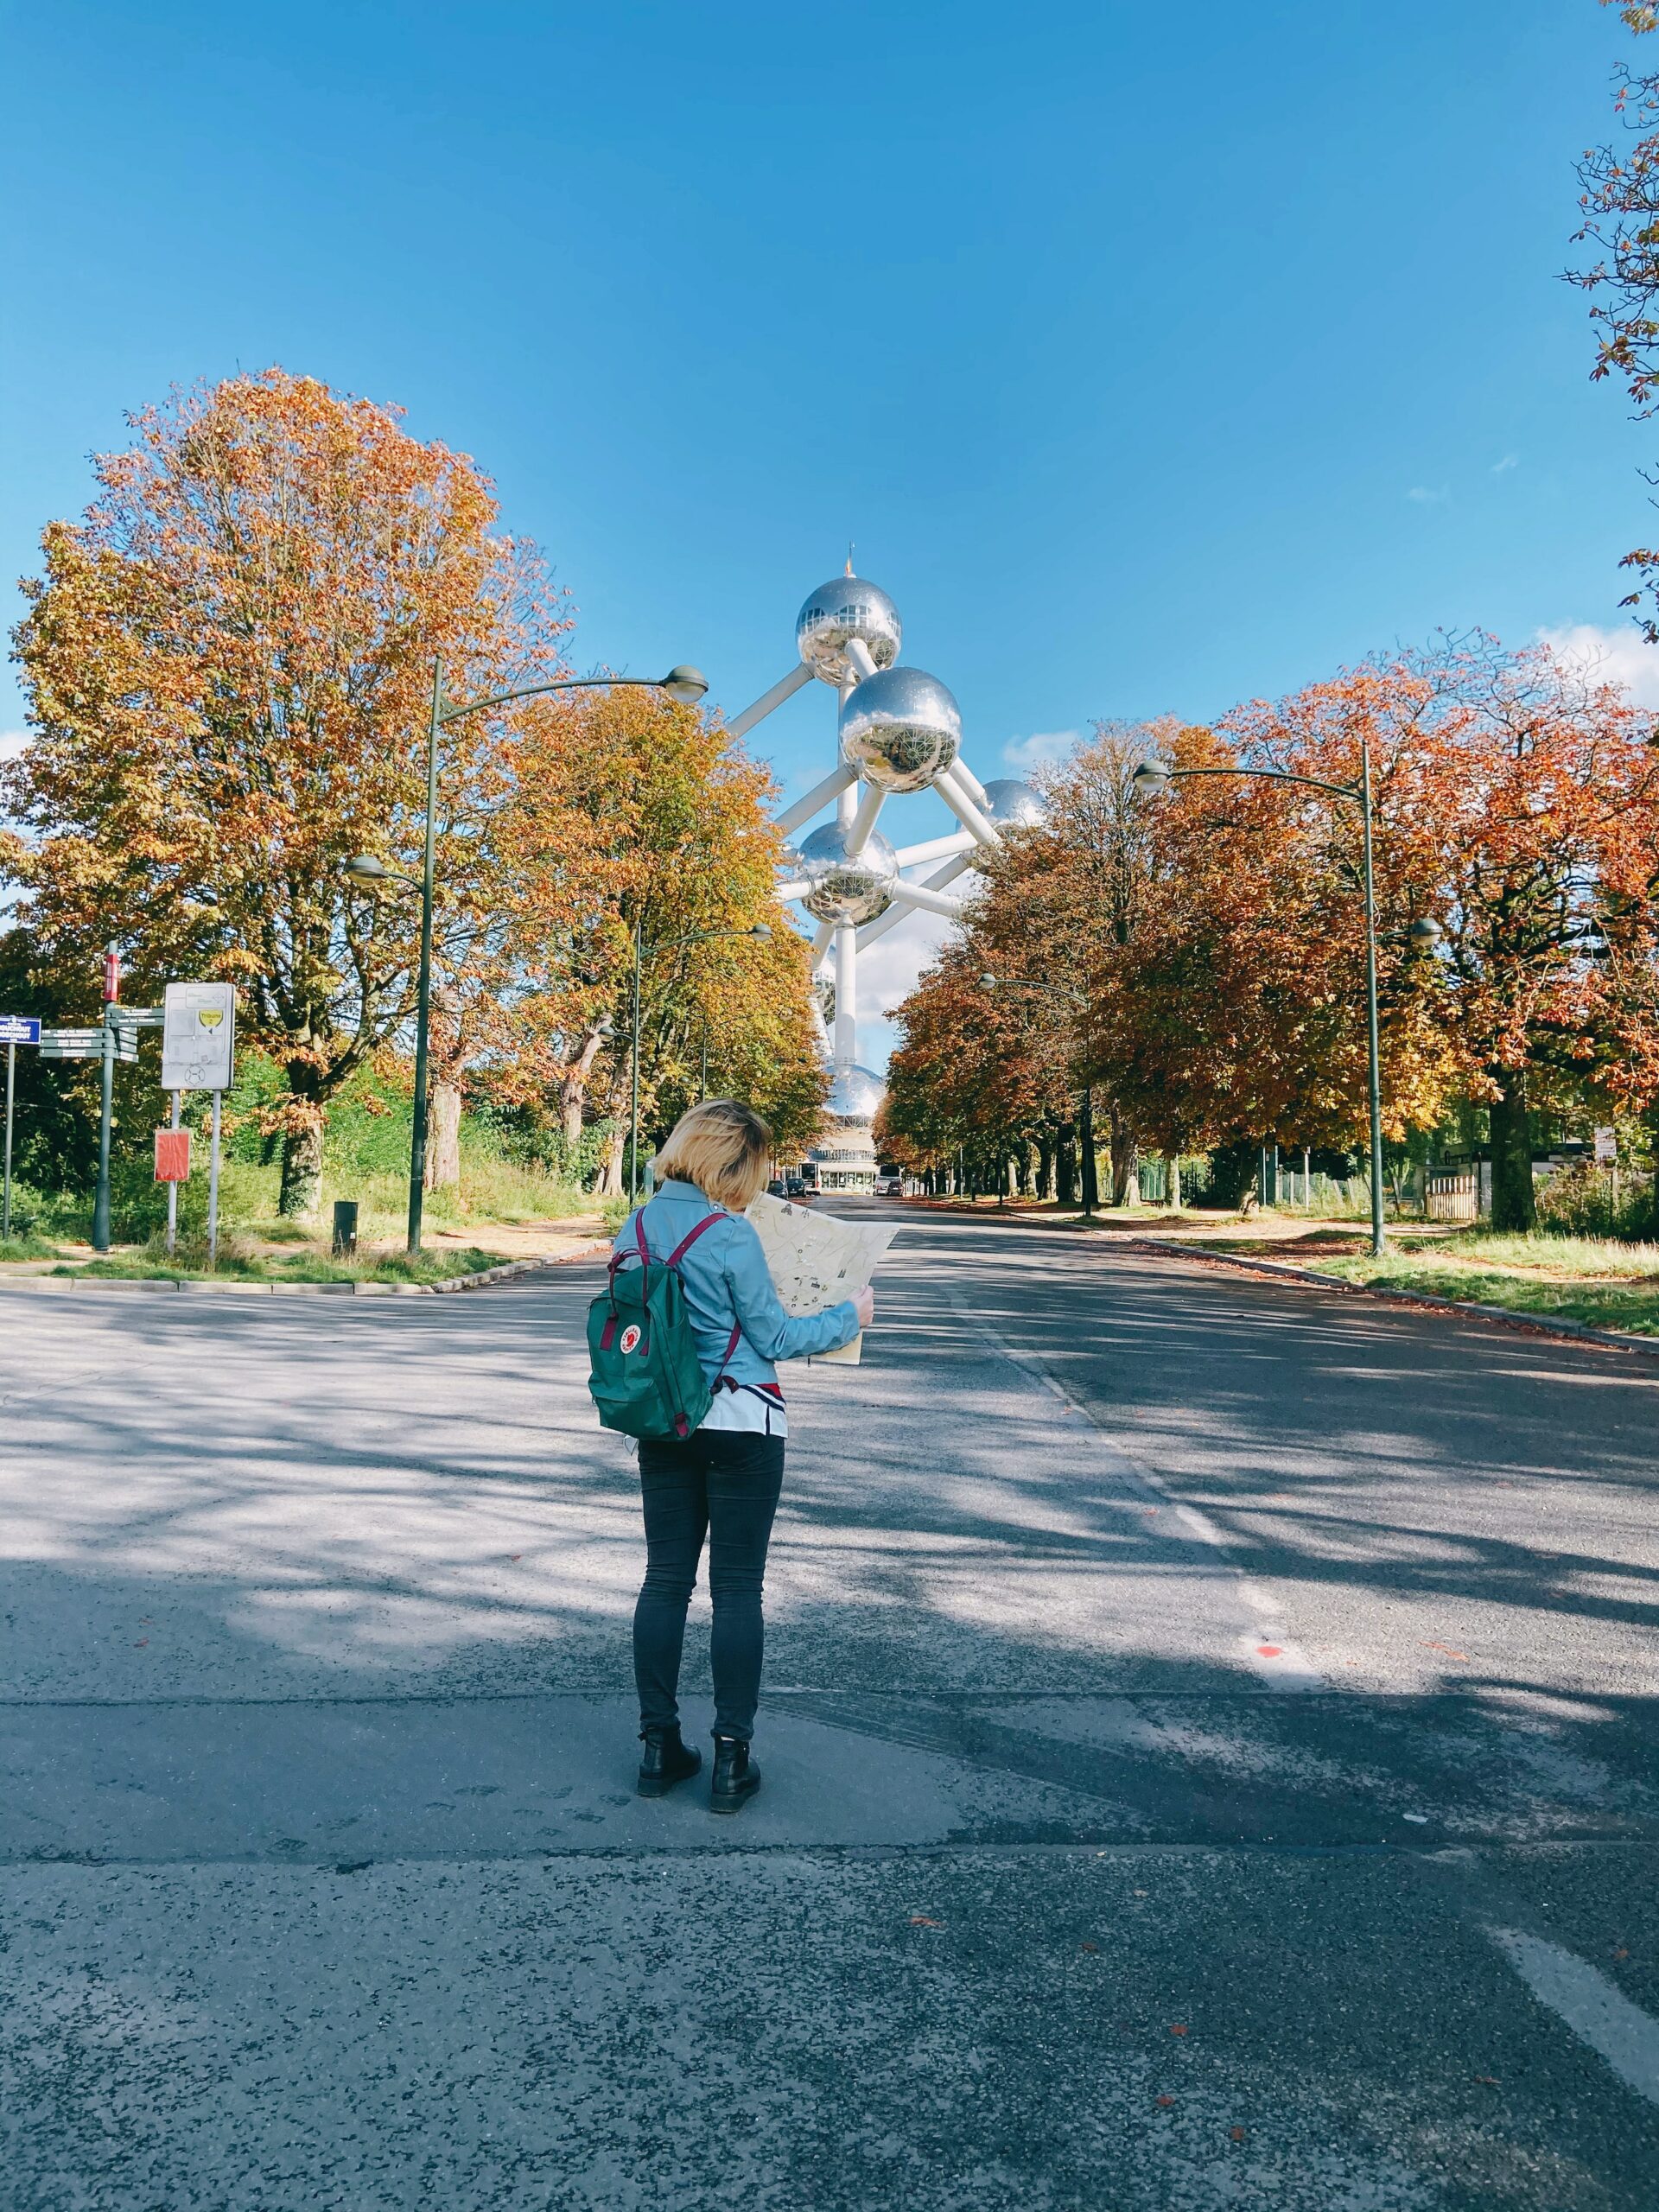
[422,990,464,1192]
[595,1122,626,1200]
[1164,1153,1181,1211]
[558,1026,609,1153]
[1489,1072,1535,1231]
[1110,1107,1140,1207]
[426,1077,462,1191]
[1056,1122,1077,1207]
[1037,1133,1055,1201]
[279,1114,324,1218]
[560,1083,582,1153]
[278,1062,325,1218]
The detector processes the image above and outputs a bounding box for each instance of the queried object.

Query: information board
[162,982,237,1091]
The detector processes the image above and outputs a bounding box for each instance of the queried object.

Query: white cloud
[1002,728,1078,769]
[857,904,956,1018]
[1492,454,1519,474]
[1407,485,1450,505]
[1538,622,1659,708]
[0,730,29,763]
[850,902,959,1073]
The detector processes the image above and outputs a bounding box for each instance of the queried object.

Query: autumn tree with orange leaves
[879,931,1078,1197]
[496,683,826,1192]
[886,642,1659,1230]
[3,370,571,1215]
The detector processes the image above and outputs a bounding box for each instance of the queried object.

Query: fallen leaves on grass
[909,1915,944,1929]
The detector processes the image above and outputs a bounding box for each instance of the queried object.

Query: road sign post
[209,1096,222,1263]
[156,1101,188,1255]
[162,984,237,1266]
[92,949,121,1251]
[0,1017,41,1240]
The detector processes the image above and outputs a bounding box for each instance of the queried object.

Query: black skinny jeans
[634,1429,785,1743]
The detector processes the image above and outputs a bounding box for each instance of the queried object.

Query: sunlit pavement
[2,1213,1656,2209]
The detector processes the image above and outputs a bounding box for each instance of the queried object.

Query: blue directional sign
[0,1015,41,1046]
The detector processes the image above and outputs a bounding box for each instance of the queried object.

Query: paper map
[746,1193,898,1367]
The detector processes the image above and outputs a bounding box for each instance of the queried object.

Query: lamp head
[979,973,999,989]
[661,664,709,704]
[345,854,390,882]
[1407,918,1443,949]
[747,923,772,940]
[1131,763,1168,792]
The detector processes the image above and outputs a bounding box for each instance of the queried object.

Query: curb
[1128,1235,1659,1361]
[0,1243,610,1297]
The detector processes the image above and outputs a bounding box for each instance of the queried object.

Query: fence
[1425,1171,1480,1222]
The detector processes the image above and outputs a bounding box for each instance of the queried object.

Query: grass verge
[53,1244,514,1287]
[0,1230,66,1262]
[1200,1227,1659,1337]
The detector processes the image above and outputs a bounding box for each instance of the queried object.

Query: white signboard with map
[746,1193,898,1366]
[162,982,237,1091]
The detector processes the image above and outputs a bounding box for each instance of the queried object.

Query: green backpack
[587,1208,741,1440]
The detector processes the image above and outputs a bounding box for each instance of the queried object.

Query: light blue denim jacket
[613,1179,860,1390]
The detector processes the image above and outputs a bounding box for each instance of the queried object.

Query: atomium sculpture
[726,567,1046,1189]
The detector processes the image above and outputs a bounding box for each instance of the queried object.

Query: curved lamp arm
[639,923,772,968]
[439,666,709,727]
[1132,761,1360,804]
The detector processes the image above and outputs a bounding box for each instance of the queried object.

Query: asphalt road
[1,1210,1656,2210]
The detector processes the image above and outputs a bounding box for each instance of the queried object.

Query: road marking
[944,1286,1325,1693]
[1489,1927,1659,2107]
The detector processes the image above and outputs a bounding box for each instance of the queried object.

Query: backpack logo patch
[620,1324,644,1356]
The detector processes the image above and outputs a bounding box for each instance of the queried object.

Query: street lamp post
[1131,753,1440,1259]
[628,922,771,1201]
[348,659,708,1255]
[979,973,1096,1219]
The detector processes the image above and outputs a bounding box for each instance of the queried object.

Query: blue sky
[5,0,1659,1062]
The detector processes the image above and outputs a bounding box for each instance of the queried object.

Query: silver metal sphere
[979,778,1048,829]
[796,576,902,690]
[797,822,899,927]
[838,665,962,795]
[825,1064,887,1122]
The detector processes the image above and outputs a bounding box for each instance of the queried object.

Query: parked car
[876,1173,904,1197]
[785,1175,807,1198]
[766,1178,786,1198]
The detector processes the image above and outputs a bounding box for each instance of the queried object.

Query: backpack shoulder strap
[607,1208,652,1291]
[664,1210,726,1268]
[663,1210,742,1380]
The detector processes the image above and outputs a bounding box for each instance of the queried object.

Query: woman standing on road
[615,1099,873,1814]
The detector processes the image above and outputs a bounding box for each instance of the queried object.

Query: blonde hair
[654,1099,772,1212]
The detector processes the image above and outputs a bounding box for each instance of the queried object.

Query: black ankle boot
[638,1725,701,1796]
[710,1734,761,1815]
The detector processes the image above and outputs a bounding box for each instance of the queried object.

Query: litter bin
[332,1200,359,1257]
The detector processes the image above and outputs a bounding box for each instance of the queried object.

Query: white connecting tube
[726,662,815,741]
